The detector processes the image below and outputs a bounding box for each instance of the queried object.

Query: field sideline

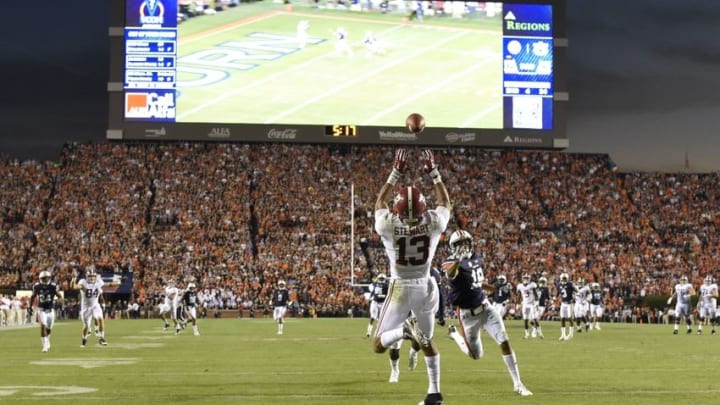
[1,318,719,404]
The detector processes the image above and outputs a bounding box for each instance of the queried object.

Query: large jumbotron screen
[107,0,567,149]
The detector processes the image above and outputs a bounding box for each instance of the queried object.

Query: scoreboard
[108,0,568,149]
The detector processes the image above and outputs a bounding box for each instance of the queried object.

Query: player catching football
[372,148,450,405]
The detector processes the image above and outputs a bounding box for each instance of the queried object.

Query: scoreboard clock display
[108,0,568,149]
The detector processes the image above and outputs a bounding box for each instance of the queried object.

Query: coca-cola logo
[267,128,298,140]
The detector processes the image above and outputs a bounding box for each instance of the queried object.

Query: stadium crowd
[1,143,718,324]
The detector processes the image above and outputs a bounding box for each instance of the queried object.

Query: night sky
[1,0,718,172]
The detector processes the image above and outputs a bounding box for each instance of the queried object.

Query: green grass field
[2,318,719,404]
[174,2,503,128]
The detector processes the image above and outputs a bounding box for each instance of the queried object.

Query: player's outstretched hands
[421,149,436,174]
[393,148,408,173]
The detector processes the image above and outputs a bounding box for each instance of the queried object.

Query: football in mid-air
[405,113,425,134]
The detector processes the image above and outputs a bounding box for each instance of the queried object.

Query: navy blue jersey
[590,289,604,305]
[431,267,446,321]
[32,282,59,311]
[182,289,199,308]
[535,286,550,307]
[557,282,576,304]
[272,288,290,307]
[447,253,487,310]
[492,281,512,304]
[369,280,389,303]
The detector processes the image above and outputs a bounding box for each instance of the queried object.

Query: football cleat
[514,384,533,396]
[81,337,88,348]
[42,345,49,353]
[99,338,108,346]
[686,328,692,334]
[388,370,399,383]
[448,324,457,337]
[408,348,418,371]
[419,392,444,405]
[673,329,679,335]
[403,317,428,347]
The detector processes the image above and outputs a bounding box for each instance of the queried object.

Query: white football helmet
[521,274,531,284]
[538,276,547,287]
[591,282,600,290]
[278,280,286,288]
[86,267,97,283]
[187,282,196,290]
[560,273,569,284]
[449,230,473,260]
[376,273,387,282]
[497,274,507,284]
[40,270,52,284]
[704,275,714,285]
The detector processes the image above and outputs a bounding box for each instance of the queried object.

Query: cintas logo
[139,0,165,26]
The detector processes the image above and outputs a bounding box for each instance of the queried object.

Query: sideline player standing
[372,148,450,405]
[557,273,575,341]
[272,280,290,335]
[29,269,63,352]
[182,282,202,336]
[697,275,718,335]
[444,230,533,396]
[589,282,605,330]
[667,275,695,334]
[491,274,512,319]
[367,273,389,338]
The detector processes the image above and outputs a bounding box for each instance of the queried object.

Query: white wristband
[386,168,402,185]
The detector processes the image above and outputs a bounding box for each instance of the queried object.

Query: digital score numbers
[325,125,358,137]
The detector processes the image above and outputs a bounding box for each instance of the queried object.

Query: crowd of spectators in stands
[1,143,718,324]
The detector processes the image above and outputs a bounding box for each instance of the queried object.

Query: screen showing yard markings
[119,1,563,147]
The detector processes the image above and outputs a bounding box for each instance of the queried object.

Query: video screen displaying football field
[175,2,503,128]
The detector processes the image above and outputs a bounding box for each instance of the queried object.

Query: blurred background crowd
[1,143,718,325]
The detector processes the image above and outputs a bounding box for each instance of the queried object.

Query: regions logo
[125,92,175,120]
[139,0,165,26]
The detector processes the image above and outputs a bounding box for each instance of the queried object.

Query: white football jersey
[675,283,694,305]
[78,278,105,308]
[516,282,537,306]
[699,283,718,307]
[374,206,450,279]
[164,286,179,306]
[575,285,591,303]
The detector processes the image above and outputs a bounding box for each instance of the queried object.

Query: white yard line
[177,25,405,120]
[264,30,469,124]
[360,57,497,125]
